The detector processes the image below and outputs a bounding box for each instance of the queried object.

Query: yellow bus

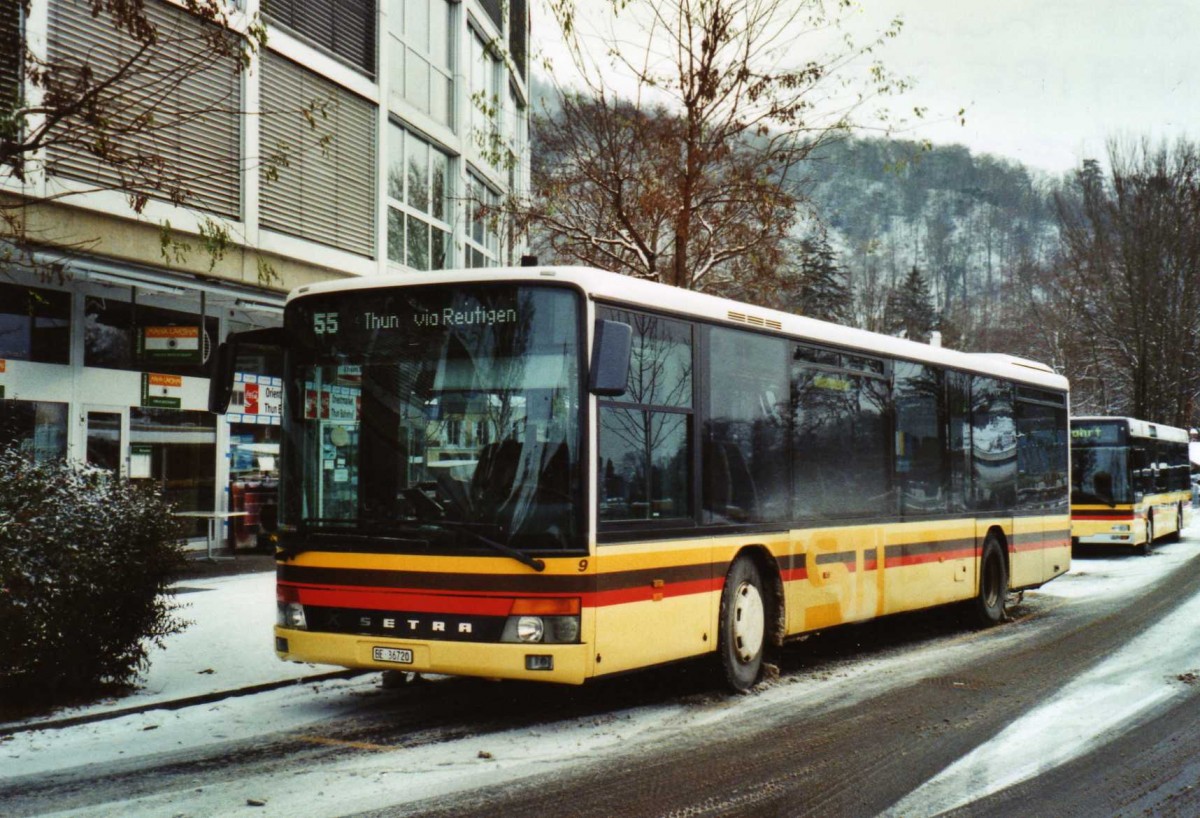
[1070,416,1191,553]
[211,267,1070,691]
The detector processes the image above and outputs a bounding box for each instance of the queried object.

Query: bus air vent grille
[728,311,782,331]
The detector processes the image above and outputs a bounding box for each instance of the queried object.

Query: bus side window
[969,377,1016,511]
[597,308,694,523]
[791,347,891,520]
[704,327,789,524]
[895,362,947,516]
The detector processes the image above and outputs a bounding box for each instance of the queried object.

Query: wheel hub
[732,581,765,663]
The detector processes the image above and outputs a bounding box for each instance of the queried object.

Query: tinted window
[895,362,946,515]
[1016,399,1068,512]
[947,371,972,512]
[597,308,693,524]
[704,327,789,523]
[604,308,692,408]
[599,407,691,521]
[0,400,68,461]
[85,296,218,377]
[970,377,1015,510]
[0,283,71,364]
[792,349,891,519]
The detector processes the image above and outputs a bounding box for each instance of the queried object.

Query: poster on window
[227,373,283,425]
[139,325,202,363]
[141,372,183,408]
[302,382,359,422]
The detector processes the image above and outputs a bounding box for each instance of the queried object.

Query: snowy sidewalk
[1,570,348,734]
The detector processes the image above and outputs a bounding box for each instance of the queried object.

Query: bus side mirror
[589,319,632,397]
[208,341,237,414]
[208,327,286,415]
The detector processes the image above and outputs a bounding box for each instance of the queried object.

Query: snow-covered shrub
[0,447,188,700]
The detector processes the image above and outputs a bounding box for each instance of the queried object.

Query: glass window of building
[84,295,219,377]
[388,0,454,127]
[263,0,376,77]
[0,282,71,364]
[464,171,501,268]
[130,408,216,537]
[0,400,68,461]
[386,124,453,271]
[469,28,502,162]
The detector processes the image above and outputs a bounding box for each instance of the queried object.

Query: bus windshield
[280,284,583,554]
[1072,447,1131,505]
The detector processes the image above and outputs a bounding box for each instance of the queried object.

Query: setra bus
[210,266,1071,691]
[1070,416,1191,553]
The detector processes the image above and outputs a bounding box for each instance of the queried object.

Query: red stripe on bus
[295,586,517,615]
[884,547,976,568]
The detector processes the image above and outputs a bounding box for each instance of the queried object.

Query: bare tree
[1,0,324,284]
[1050,140,1200,426]
[518,0,916,296]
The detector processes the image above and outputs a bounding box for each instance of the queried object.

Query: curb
[0,669,367,738]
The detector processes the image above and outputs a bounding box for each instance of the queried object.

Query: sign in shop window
[227,373,283,425]
[130,444,153,479]
[305,382,360,421]
[138,325,202,363]
[141,372,183,408]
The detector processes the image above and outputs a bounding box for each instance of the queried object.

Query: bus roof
[1071,416,1190,443]
[290,266,1069,392]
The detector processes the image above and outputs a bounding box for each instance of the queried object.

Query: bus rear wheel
[717,556,766,692]
[971,535,1009,627]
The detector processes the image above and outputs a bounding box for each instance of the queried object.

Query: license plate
[372,647,413,664]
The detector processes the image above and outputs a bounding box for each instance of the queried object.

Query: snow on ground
[886,540,1200,816]
[5,572,342,729]
[3,533,1199,817]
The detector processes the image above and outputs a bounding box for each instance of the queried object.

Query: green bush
[0,447,189,701]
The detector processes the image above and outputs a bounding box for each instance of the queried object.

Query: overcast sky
[532,0,1199,176]
[875,0,1199,174]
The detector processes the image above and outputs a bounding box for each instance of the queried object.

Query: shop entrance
[83,405,128,477]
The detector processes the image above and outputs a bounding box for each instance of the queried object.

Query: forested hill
[798,137,1063,334]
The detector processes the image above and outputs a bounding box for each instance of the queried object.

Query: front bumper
[275,627,591,684]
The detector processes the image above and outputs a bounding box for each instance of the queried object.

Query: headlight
[517,616,544,643]
[277,601,307,629]
[499,598,581,644]
[1112,524,1131,532]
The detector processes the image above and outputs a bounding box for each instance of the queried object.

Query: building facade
[1,0,531,546]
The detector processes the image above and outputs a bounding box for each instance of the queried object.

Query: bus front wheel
[972,535,1009,627]
[1140,516,1154,555]
[717,556,766,692]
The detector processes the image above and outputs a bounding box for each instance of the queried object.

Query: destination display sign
[1070,422,1125,446]
[288,285,541,356]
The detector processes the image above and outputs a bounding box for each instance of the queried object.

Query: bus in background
[1070,417,1192,554]
[210,267,1070,692]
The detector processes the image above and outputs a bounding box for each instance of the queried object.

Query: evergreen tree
[884,266,936,342]
[787,237,852,324]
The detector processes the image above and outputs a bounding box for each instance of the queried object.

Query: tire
[1141,516,1154,555]
[971,534,1009,627]
[717,556,767,692]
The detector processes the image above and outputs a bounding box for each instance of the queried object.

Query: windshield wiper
[402,489,545,572]
[278,519,431,561]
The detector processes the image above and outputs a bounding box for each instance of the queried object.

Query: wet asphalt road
[5,542,1200,817]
